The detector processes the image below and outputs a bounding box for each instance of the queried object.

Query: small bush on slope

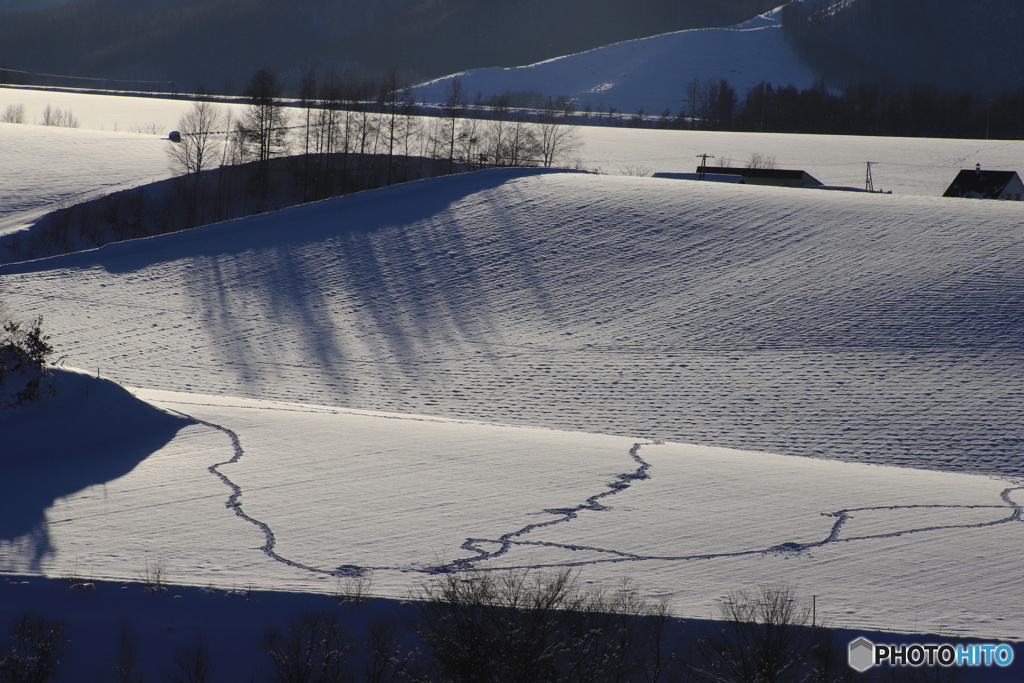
[0,611,67,683]
[0,316,55,409]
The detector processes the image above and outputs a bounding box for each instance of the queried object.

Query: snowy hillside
[2,83,1023,665]
[0,117,176,236]
[3,169,1021,477]
[1,169,1022,645]
[413,10,818,115]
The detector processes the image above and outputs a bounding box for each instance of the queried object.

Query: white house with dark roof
[943,165,1023,200]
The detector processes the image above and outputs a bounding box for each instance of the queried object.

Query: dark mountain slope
[0,0,779,93]
[0,0,75,13]
[782,0,1024,97]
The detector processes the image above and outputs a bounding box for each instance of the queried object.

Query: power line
[0,66,175,89]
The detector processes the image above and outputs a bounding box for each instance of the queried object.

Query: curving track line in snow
[172,406,659,578]
[478,483,1024,571]
[436,442,653,573]
[170,403,1023,578]
[170,410,373,578]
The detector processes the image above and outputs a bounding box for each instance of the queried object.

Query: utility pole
[697,153,715,180]
[865,161,876,193]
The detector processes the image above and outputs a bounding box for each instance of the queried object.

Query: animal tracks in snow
[160,395,1022,586]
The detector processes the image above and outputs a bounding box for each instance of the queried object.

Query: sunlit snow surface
[1,90,1023,641]
[4,170,1021,477]
[6,386,1020,640]
[0,123,170,234]
[0,89,249,235]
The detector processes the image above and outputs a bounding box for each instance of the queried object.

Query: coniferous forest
[663,77,1024,140]
[781,0,1024,98]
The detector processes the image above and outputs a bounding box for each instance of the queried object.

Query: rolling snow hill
[1,158,1023,653]
[412,10,818,115]
[0,121,172,235]
[1,168,1022,646]
[3,169,1021,478]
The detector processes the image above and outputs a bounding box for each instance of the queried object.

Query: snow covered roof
[652,171,744,183]
[697,165,823,187]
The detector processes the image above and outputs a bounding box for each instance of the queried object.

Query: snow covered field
[13,383,1022,639]
[4,83,1024,230]
[1,89,1023,660]
[412,11,819,117]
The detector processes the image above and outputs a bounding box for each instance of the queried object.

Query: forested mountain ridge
[0,0,779,94]
[782,0,1024,97]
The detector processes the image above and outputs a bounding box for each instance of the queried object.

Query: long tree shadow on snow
[174,168,576,399]
[0,368,193,569]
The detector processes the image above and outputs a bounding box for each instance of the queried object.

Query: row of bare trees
[6,69,582,261]
[168,69,582,221]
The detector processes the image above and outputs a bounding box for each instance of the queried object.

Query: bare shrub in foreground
[0,611,68,683]
[139,559,168,594]
[168,637,212,683]
[0,315,55,409]
[414,568,679,682]
[260,611,349,683]
[690,584,839,683]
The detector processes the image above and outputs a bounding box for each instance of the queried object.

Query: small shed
[696,166,823,188]
[943,165,1023,200]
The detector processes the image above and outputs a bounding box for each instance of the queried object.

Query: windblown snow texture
[3,169,1021,477]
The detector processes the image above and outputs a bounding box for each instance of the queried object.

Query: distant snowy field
[4,85,1024,233]
[412,11,818,117]
[1,90,1023,643]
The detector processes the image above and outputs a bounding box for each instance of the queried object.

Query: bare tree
[536,97,581,167]
[39,104,78,128]
[0,103,24,123]
[168,100,224,226]
[414,568,677,682]
[443,77,468,173]
[310,74,343,199]
[168,637,212,683]
[503,118,538,167]
[415,568,577,681]
[237,68,289,198]
[260,611,349,683]
[0,611,68,682]
[746,152,778,169]
[482,112,539,168]
[110,623,139,683]
[686,76,702,125]
[377,69,414,185]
